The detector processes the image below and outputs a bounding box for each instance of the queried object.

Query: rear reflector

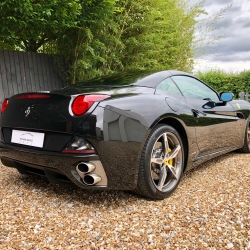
[16,94,50,99]
[1,98,9,113]
[71,95,109,116]
[62,149,95,154]
[62,136,96,154]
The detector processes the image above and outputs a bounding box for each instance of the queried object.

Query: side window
[171,76,219,102]
[156,77,182,95]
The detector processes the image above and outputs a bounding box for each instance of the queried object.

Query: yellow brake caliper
[168,148,173,166]
[164,148,173,166]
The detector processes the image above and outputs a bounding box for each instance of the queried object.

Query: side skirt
[192,147,238,167]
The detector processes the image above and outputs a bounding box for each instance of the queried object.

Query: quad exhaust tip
[83,174,102,185]
[76,162,95,178]
[76,162,102,185]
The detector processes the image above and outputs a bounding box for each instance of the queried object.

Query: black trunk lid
[0,93,93,133]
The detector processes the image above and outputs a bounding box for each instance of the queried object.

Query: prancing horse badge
[25,107,31,117]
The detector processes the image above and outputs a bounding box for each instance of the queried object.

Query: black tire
[238,118,250,153]
[135,124,184,200]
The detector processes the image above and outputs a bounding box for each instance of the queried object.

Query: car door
[171,75,237,156]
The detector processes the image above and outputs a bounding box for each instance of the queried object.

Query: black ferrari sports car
[1,70,250,199]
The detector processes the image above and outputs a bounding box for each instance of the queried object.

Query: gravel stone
[0,152,249,249]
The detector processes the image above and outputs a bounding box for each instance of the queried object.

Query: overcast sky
[193,0,250,73]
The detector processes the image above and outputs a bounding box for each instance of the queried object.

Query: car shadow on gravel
[12,172,142,206]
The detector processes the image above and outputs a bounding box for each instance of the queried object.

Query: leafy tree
[115,0,200,72]
[54,0,119,83]
[0,0,222,84]
[0,0,81,52]
[66,0,205,82]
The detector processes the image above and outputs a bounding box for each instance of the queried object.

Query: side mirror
[220,92,234,102]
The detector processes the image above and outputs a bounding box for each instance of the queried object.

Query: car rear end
[0,92,111,189]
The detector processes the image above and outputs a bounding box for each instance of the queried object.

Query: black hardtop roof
[133,70,194,88]
[72,70,195,88]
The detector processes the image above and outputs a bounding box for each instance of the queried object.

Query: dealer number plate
[11,130,45,148]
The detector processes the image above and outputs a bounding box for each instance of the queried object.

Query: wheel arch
[151,117,189,172]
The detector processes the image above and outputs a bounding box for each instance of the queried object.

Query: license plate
[11,130,45,148]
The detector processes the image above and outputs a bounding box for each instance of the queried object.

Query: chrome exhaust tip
[83,174,102,185]
[74,160,107,186]
[76,162,96,179]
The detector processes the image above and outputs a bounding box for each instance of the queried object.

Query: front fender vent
[236,112,245,119]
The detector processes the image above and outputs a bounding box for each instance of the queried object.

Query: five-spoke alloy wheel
[136,124,184,199]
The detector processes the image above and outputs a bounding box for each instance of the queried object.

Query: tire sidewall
[142,124,184,199]
[245,118,250,151]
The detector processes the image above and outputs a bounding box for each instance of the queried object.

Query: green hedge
[196,70,250,99]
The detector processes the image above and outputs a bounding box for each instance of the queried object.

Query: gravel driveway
[0,152,249,249]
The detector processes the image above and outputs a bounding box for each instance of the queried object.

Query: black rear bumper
[0,144,138,190]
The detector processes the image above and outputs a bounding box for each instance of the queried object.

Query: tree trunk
[25,39,38,52]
